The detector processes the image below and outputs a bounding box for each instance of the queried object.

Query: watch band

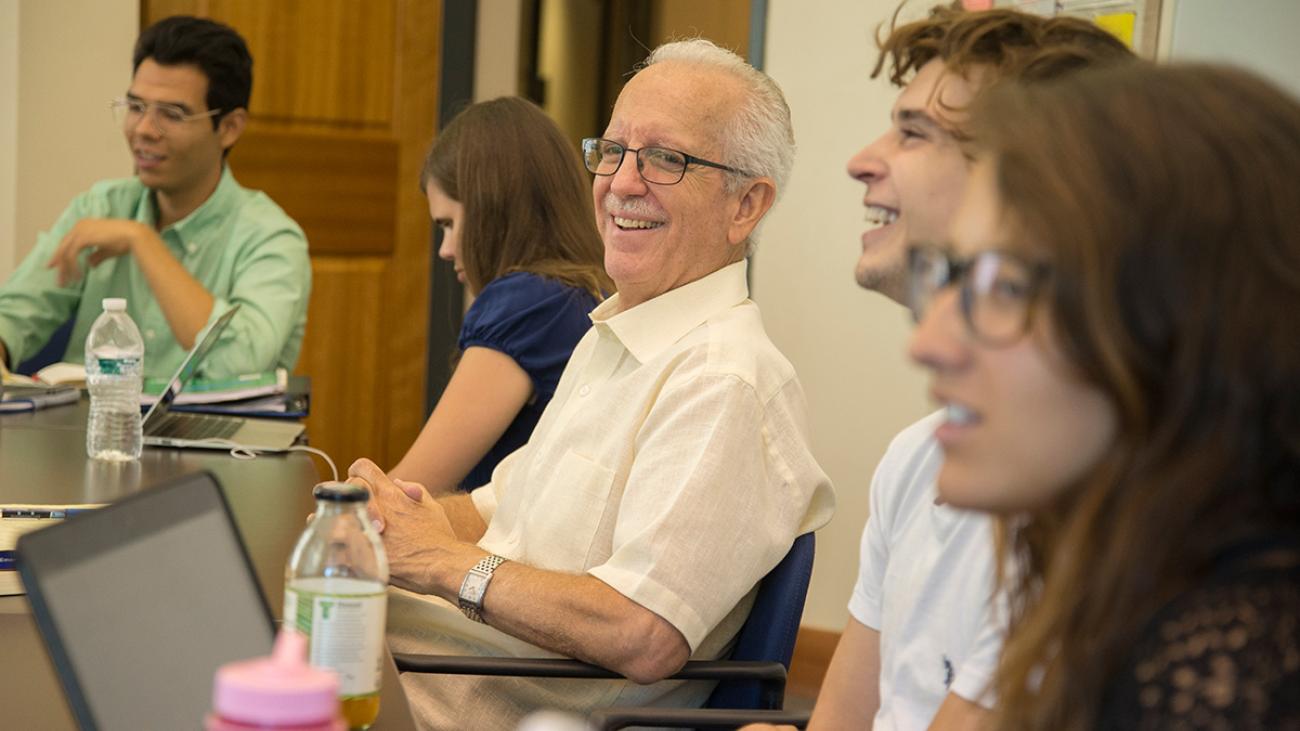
[458,554,508,623]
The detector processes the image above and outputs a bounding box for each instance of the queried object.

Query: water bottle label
[95,356,140,375]
[284,578,387,697]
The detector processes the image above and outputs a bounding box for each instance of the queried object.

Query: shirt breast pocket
[521,449,616,572]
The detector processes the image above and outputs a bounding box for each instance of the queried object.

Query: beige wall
[475,0,525,102]
[756,0,934,632]
[3,0,138,281]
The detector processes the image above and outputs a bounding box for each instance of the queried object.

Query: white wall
[2,0,137,281]
[1165,0,1300,96]
[1,1,18,276]
[757,0,933,631]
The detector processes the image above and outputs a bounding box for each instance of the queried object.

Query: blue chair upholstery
[16,317,76,376]
[706,530,815,708]
[393,533,818,730]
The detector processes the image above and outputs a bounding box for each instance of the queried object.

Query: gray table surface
[0,399,416,730]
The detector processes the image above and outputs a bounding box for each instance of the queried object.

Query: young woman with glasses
[908,63,1300,729]
[390,97,613,494]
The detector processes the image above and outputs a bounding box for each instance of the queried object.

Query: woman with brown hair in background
[907,62,1300,728]
[391,97,612,493]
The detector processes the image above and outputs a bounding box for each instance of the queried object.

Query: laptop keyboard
[148,413,243,441]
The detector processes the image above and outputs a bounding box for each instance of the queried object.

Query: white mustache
[602,193,665,220]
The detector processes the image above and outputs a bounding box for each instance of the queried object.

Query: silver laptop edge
[142,306,304,451]
[141,306,241,429]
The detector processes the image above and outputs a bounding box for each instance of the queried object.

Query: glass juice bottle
[284,482,389,729]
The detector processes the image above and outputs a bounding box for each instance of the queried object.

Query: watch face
[460,571,490,605]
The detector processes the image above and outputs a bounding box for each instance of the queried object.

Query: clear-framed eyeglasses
[110,97,222,136]
[581,137,749,186]
[906,244,1051,347]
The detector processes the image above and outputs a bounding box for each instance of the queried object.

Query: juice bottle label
[284,577,386,697]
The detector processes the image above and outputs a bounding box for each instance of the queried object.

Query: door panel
[143,0,440,470]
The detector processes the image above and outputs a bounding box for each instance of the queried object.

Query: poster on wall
[974,0,1163,59]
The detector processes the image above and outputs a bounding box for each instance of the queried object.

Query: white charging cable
[189,439,339,482]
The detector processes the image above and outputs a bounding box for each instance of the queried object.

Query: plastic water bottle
[205,628,346,731]
[285,482,389,730]
[85,297,144,460]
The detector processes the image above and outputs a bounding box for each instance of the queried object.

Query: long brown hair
[971,63,1300,730]
[420,96,612,299]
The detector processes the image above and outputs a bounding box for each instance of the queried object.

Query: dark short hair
[133,15,252,127]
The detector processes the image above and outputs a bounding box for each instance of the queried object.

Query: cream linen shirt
[388,260,835,730]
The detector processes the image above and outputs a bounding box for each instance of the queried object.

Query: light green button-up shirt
[0,167,310,379]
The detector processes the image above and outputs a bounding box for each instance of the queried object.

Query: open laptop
[143,305,304,450]
[15,471,416,731]
[17,472,273,731]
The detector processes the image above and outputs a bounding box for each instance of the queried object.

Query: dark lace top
[1097,538,1300,729]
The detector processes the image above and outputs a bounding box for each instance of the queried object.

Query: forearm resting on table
[409,534,689,684]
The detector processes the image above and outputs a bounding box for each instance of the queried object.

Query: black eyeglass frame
[906,244,1052,347]
[581,137,750,185]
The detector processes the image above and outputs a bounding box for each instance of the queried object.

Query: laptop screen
[17,472,274,731]
[142,305,240,426]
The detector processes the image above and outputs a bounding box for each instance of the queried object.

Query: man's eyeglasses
[110,98,222,136]
[906,244,1050,346]
[581,137,748,186]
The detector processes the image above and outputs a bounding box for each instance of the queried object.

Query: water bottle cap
[313,481,371,503]
[212,628,342,725]
[101,298,127,311]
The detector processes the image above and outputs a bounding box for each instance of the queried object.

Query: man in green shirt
[0,15,310,380]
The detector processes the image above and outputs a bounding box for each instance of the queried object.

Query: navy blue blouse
[456,271,599,490]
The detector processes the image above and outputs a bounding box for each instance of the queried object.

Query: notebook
[16,472,274,731]
[0,383,80,413]
[142,305,304,451]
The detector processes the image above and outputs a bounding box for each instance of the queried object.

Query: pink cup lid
[213,629,340,725]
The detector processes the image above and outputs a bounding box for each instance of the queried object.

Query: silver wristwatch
[458,554,507,622]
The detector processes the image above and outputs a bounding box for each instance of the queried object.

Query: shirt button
[186,243,198,253]
[145,329,156,339]
[579,385,591,397]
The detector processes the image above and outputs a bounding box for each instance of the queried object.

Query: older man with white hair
[351,38,834,730]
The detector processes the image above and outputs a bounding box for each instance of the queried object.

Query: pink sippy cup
[205,628,346,731]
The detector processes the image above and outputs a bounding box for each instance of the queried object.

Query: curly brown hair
[873,2,1133,123]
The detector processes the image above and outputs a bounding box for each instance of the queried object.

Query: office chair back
[705,531,815,710]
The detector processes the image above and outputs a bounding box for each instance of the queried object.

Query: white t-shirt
[849,410,1004,729]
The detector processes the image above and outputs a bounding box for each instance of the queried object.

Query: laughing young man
[0,16,309,380]
[746,6,1133,730]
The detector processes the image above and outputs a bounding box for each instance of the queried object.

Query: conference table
[0,399,417,730]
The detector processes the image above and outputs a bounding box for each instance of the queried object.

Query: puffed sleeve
[458,272,598,399]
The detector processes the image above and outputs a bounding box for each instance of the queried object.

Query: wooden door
[142,0,440,471]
